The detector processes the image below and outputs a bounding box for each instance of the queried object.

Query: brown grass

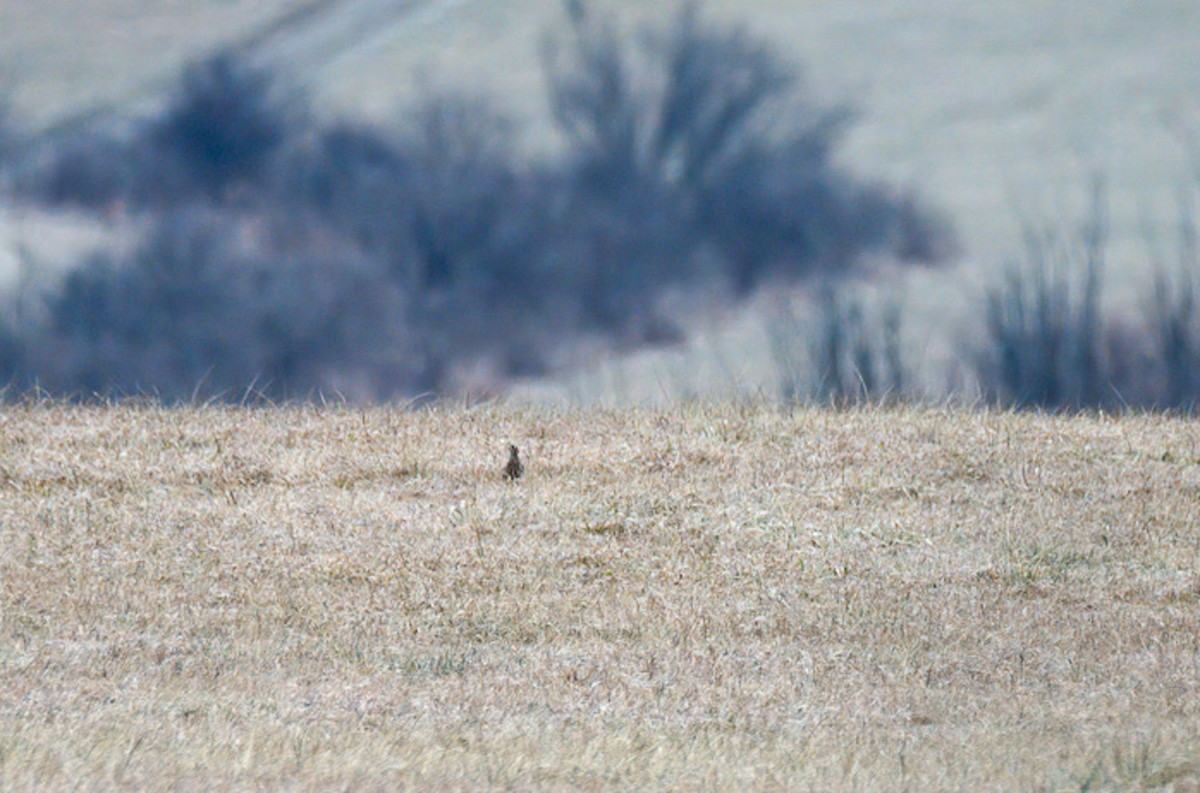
[1,401,1199,791]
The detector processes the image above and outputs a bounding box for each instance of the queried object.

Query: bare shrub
[1143,193,1200,409]
[769,280,908,405]
[973,183,1109,409]
[148,51,294,201]
[35,208,409,401]
[21,51,298,210]
[19,130,143,209]
[545,0,791,194]
[543,0,952,295]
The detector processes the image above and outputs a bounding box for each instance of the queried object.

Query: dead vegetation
[1,401,1199,790]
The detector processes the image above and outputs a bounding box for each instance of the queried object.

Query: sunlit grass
[1,401,1198,789]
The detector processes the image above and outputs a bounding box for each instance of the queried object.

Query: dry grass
[1,401,1199,790]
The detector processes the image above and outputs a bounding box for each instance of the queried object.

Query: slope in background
[1,0,1199,402]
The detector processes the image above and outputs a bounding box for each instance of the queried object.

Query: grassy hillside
[5,0,1197,262]
[318,0,1200,267]
[2,403,1199,789]
[0,0,307,129]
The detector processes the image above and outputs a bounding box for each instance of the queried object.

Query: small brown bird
[503,444,524,481]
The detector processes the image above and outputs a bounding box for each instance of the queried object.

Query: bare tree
[543,0,792,194]
[542,1,640,184]
[150,51,294,200]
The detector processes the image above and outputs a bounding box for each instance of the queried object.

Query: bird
[503,444,524,481]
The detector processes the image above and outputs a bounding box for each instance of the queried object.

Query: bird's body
[504,444,524,481]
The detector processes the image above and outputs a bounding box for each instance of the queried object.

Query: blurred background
[0,0,1197,407]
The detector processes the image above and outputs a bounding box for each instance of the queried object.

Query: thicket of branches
[0,2,949,401]
[767,181,1200,412]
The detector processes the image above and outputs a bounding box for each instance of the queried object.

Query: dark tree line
[0,2,949,401]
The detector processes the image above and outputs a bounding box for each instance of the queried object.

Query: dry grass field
[2,402,1199,790]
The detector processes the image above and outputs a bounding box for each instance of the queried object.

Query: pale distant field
[3,0,1197,263]
[1,403,1199,790]
[0,0,308,128]
[318,0,1200,267]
